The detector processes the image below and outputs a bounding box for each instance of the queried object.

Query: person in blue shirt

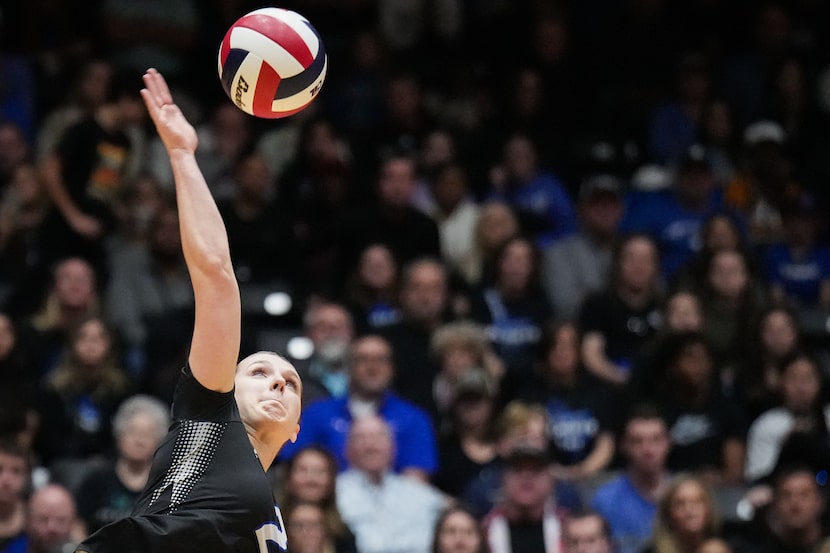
[486,133,578,249]
[621,144,728,280]
[278,334,438,482]
[765,195,830,308]
[592,404,672,553]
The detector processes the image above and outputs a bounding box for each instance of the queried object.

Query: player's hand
[140,68,198,155]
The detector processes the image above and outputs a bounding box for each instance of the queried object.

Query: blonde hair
[652,474,719,553]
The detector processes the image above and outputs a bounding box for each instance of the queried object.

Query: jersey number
[255,506,288,552]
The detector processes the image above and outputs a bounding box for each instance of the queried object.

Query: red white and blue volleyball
[218,7,327,119]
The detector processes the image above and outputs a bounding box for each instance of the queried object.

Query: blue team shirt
[488,171,578,248]
[764,243,830,306]
[621,189,727,279]
[592,474,658,553]
[278,391,438,474]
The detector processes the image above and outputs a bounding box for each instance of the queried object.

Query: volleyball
[217,7,327,119]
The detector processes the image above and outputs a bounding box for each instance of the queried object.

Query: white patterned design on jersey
[149,420,228,512]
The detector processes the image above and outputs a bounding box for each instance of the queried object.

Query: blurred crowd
[2,1,830,552]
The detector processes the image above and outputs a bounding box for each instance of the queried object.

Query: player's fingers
[139,88,162,124]
[147,68,174,106]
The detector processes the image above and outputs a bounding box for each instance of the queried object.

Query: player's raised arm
[140,68,240,393]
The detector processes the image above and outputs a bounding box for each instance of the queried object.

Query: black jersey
[76,366,288,553]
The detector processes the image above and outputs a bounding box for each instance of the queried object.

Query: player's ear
[289,424,300,443]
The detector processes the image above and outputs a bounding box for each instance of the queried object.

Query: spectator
[380,257,450,416]
[104,202,193,382]
[541,174,624,319]
[0,313,37,430]
[20,257,101,377]
[336,153,441,279]
[729,464,828,553]
[470,235,554,386]
[630,289,705,401]
[462,400,582,520]
[653,332,746,484]
[431,505,488,553]
[284,500,358,553]
[735,306,802,423]
[420,163,480,284]
[592,404,672,553]
[697,248,767,378]
[517,320,618,481]
[3,483,82,553]
[563,511,615,553]
[0,440,28,550]
[641,474,720,553]
[486,133,578,248]
[482,444,568,553]
[336,415,448,553]
[75,395,169,534]
[0,163,49,315]
[673,211,750,292]
[38,75,145,277]
[342,243,401,335]
[275,445,356,552]
[430,321,503,423]
[579,234,662,386]
[278,334,438,481]
[432,368,498,497]
[764,194,830,308]
[290,301,355,406]
[457,201,520,289]
[217,151,299,290]
[34,315,131,466]
[621,144,724,280]
[744,351,830,483]
[0,122,29,192]
[411,129,459,213]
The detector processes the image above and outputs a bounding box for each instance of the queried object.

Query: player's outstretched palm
[141,68,198,154]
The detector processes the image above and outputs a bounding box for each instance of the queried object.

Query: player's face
[235,353,302,443]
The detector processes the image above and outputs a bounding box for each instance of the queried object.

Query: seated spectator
[432,368,499,497]
[641,474,721,553]
[696,248,767,386]
[541,174,624,319]
[579,234,662,386]
[592,404,673,553]
[431,505,488,553]
[75,395,170,534]
[104,202,193,382]
[631,289,705,400]
[517,320,618,481]
[744,352,830,483]
[284,500,358,553]
[342,243,401,334]
[336,415,448,553]
[275,445,357,553]
[3,483,83,553]
[486,133,578,248]
[653,332,746,484]
[673,211,750,292]
[621,144,724,281]
[290,301,355,405]
[462,400,582,519]
[727,464,828,553]
[35,315,132,467]
[0,440,28,550]
[19,257,101,377]
[278,335,438,481]
[457,201,520,289]
[563,511,615,553]
[380,257,450,416]
[764,194,830,308]
[430,320,503,423]
[482,445,568,553]
[734,306,802,423]
[0,313,37,432]
[470,235,554,386]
